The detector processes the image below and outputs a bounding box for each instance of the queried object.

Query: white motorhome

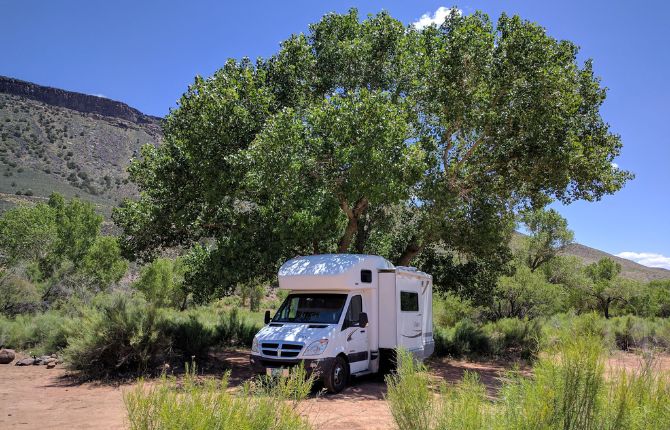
[250,254,434,393]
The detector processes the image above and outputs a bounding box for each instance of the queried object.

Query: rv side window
[345,295,363,326]
[400,291,419,312]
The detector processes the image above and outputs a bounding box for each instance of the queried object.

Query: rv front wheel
[324,356,349,394]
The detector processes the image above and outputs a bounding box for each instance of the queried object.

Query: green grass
[0,310,73,355]
[124,363,313,430]
[387,335,670,430]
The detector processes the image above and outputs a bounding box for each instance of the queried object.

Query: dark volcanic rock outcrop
[0,75,161,125]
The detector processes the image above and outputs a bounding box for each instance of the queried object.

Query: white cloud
[412,6,461,29]
[616,252,670,270]
[611,162,619,169]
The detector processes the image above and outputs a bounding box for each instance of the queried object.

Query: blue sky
[1,1,668,268]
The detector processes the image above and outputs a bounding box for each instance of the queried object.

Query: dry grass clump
[387,336,670,430]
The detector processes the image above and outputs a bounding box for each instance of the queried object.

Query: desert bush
[63,293,169,376]
[133,257,187,309]
[124,363,312,430]
[214,308,259,348]
[484,317,541,359]
[542,313,670,353]
[389,333,670,430]
[435,372,494,430]
[609,316,670,351]
[499,335,605,429]
[435,320,491,357]
[0,269,42,315]
[542,312,614,350]
[0,310,72,354]
[601,364,670,429]
[249,362,315,402]
[386,348,434,430]
[159,308,216,360]
[434,291,479,328]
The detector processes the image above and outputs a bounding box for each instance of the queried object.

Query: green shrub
[484,318,541,359]
[133,258,186,308]
[389,333,670,430]
[160,309,216,360]
[124,363,312,430]
[436,320,491,357]
[435,372,493,430]
[601,364,670,429]
[386,348,434,430]
[0,310,73,354]
[0,270,42,315]
[499,335,605,429]
[434,291,479,328]
[215,308,259,348]
[63,293,169,376]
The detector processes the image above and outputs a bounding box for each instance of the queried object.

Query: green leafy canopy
[113,8,632,300]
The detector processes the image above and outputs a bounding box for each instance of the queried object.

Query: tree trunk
[337,218,358,253]
[396,240,423,266]
[604,298,611,319]
[337,197,368,253]
[354,214,370,254]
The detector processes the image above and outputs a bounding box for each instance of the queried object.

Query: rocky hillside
[559,242,670,282]
[0,76,161,216]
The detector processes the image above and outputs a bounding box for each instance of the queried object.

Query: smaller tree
[581,258,640,318]
[0,268,41,315]
[0,202,57,265]
[520,208,574,272]
[133,258,187,309]
[492,263,565,319]
[80,236,128,290]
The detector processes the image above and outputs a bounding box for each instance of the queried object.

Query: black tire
[324,355,349,394]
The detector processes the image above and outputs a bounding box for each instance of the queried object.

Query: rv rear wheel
[324,356,349,394]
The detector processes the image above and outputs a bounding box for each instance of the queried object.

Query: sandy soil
[1,350,666,430]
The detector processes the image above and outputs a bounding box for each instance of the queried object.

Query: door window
[345,295,363,327]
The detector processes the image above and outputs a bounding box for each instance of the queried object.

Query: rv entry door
[398,287,423,352]
[343,295,369,373]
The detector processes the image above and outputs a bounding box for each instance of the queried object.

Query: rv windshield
[273,293,347,324]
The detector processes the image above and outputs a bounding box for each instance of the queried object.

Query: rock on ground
[0,349,16,364]
[15,358,35,366]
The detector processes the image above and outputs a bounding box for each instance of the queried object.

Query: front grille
[261,341,304,358]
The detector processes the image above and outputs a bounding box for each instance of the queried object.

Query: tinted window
[400,291,419,312]
[345,295,363,325]
[361,270,372,283]
[273,294,347,324]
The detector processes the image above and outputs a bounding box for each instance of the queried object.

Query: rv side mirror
[359,312,368,328]
[264,310,271,324]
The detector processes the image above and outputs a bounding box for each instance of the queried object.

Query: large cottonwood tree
[114,9,632,299]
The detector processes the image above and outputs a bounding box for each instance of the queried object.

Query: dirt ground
[1,350,667,430]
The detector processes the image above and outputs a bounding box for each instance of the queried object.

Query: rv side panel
[378,271,396,349]
[395,272,424,352]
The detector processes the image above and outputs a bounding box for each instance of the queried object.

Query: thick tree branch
[396,239,424,266]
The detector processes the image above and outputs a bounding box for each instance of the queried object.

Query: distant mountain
[559,242,670,282]
[0,76,162,216]
[512,232,670,282]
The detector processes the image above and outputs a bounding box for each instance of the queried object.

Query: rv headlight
[251,336,259,353]
[303,339,328,356]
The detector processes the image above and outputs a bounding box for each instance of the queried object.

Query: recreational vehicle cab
[250,254,434,393]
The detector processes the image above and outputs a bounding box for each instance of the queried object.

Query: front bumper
[250,354,334,379]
